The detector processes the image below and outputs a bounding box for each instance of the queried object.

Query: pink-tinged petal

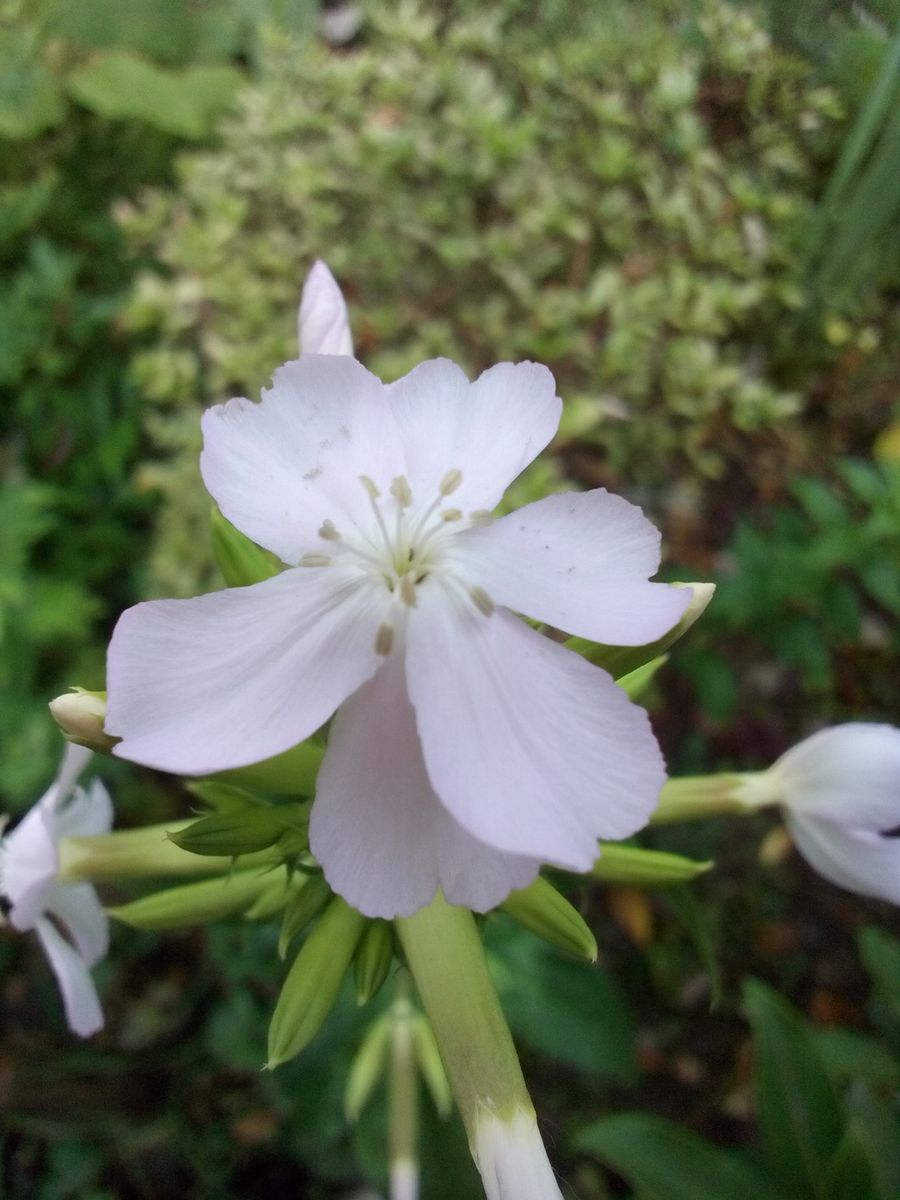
[310,654,540,919]
[387,360,561,513]
[298,260,354,356]
[2,805,58,931]
[34,917,104,1037]
[107,566,388,776]
[406,585,666,867]
[773,724,900,830]
[48,882,109,966]
[786,811,900,906]
[451,490,691,644]
[54,780,114,841]
[200,356,404,564]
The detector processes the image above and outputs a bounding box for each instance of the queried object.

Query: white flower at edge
[741,724,900,905]
[0,743,112,1036]
[106,263,691,920]
[474,1109,564,1200]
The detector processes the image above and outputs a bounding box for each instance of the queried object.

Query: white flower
[106,274,689,920]
[742,724,900,905]
[474,1109,564,1200]
[0,743,112,1036]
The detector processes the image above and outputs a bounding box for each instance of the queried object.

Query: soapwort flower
[741,724,900,905]
[0,744,112,1036]
[107,269,690,919]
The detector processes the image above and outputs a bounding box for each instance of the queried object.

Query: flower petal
[200,355,404,564]
[2,804,58,931]
[34,916,104,1037]
[786,811,900,906]
[773,724,900,830]
[474,1109,564,1200]
[54,780,114,841]
[406,584,666,867]
[451,489,691,644]
[387,360,561,514]
[107,566,388,775]
[46,743,93,808]
[310,653,540,919]
[48,882,109,966]
[297,260,353,356]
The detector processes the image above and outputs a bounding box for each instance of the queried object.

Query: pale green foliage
[122,0,843,596]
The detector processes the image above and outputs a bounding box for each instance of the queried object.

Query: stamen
[469,510,493,525]
[300,553,332,567]
[440,468,463,496]
[399,574,418,608]
[441,508,463,523]
[469,585,495,617]
[359,475,381,499]
[389,476,413,508]
[318,519,340,541]
[375,622,395,656]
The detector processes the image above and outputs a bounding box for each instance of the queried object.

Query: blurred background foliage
[1,0,899,1197]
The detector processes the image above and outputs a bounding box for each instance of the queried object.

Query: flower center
[299,469,495,653]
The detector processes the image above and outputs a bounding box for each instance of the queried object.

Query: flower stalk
[651,773,755,823]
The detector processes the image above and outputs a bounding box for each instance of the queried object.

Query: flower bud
[108,869,288,930]
[591,844,712,885]
[411,1012,452,1118]
[277,873,332,959]
[500,876,597,962]
[354,917,395,1005]
[168,804,308,859]
[49,689,118,754]
[345,1013,392,1121]
[297,259,354,356]
[267,896,366,1068]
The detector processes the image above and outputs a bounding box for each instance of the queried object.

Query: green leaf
[824,1123,881,1200]
[743,978,845,1198]
[665,884,722,1010]
[574,1113,790,1200]
[66,51,242,138]
[858,926,900,1042]
[845,1083,900,1200]
[812,1027,899,1088]
[0,32,65,140]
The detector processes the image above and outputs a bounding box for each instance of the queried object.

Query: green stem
[650,773,758,824]
[396,891,532,1146]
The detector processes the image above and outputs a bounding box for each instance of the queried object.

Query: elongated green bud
[168,804,308,858]
[107,869,286,930]
[388,988,419,1200]
[570,582,715,679]
[500,876,597,961]
[277,874,332,959]
[591,843,712,884]
[354,918,395,1005]
[49,688,118,754]
[411,1012,452,1118]
[211,505,283,587]
[345,1014,392,1122]
[615,655,667,701]
[267,896,366,1069]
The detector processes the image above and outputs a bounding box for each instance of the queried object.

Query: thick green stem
[58,821,281,884]
[396,891,532,1145]
[651,773,759,824]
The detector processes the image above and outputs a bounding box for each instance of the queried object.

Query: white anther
[439,468,463,496]
[300,553,332,567]
[469,509,493,525]
[318,519,340,541]
[469,585,495,617]
[375,622,395,656]
[399,574,418,608]
[441,508,463,523]
[389,476,413,508]
[359,475,381,499]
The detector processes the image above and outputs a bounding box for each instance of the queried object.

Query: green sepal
[205,738,325,796]
[354,918,396,1005]
[168,803,309,859]
[591,843,712,884]
[345,1014,392,1121]
[211,505,283,587]
[277,873,332,959]
[267,896,366,1069]
[499,875,597,962]
[107,869,283,930]
[568,581,715,679]
[616,655,667,700]
[185,780,266,811]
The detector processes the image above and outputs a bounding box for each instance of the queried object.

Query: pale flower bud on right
[297,259,354,356]
[739,724,900,905]
[473,1109,564,1200]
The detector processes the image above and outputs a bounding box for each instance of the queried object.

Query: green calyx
[500,876,597,961]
